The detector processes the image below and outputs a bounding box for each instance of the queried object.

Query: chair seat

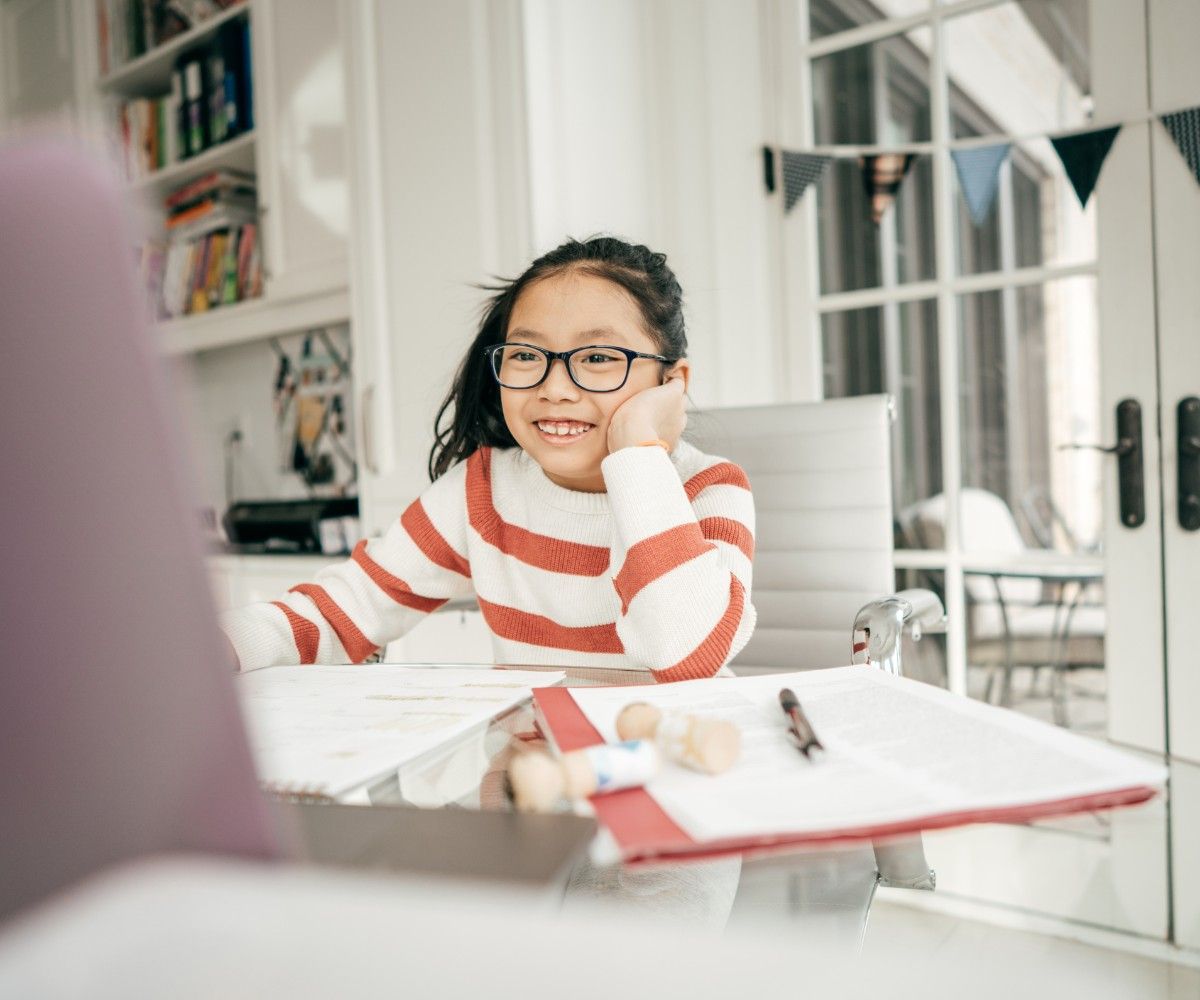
[971,602,1105,641]
[968,601,1105,667]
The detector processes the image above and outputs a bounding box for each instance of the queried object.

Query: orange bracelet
[637,439,671,451]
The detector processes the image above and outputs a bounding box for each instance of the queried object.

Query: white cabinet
[250,0,349,304]
[208,553,339,612]
[0,0,81,127]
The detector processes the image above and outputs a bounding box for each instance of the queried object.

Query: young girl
[223,236,756,679]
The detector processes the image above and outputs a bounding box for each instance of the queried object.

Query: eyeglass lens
[491,345,633,391]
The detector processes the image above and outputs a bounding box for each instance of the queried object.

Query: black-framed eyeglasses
[484,343,673,393]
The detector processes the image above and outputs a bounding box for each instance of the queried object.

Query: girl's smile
[533,419,596,444]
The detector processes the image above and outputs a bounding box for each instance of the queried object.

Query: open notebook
[238,665,563,801]
[533,666,1166,864]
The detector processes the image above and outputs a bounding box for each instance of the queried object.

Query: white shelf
[98,2,249,97]
[128,131,257,208]
[159,287,351,356]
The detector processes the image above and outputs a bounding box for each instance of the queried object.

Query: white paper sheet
[237,665,562,800]
[567,666,1166,843]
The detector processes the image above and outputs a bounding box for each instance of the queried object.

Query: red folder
[533,686,1158,866]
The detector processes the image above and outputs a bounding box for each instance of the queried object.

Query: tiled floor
[728,866,1199,998]
[724,849,1195,998]
[865,898,1199,998]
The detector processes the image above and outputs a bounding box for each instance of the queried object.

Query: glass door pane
[800,0,1173,937]
[953,276,1104,732]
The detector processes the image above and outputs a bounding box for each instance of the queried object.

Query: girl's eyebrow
[506,327,628,344]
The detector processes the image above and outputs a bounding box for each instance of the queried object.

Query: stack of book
[110,14,253,180]
[139,169,263,319]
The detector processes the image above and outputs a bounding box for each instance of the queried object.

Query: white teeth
[538,421,590,436]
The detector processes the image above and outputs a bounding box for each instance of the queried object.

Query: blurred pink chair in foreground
[0,137,281,924]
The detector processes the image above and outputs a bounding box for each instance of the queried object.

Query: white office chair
[685,395,940,938]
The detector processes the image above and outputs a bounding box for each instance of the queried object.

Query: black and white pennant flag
[781,151,832,213]
[1160,107,1200,186]
[1051,126,1121,209]
[951,143,1010,226]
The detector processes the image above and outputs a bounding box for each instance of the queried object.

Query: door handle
[1178,397,1200,531]
[1059,398,1144,528]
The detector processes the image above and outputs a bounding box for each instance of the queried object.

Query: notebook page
[238,665,562,799]
[567,667,1165,842]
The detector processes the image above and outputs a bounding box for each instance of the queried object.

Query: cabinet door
[251,0,350,302]
[0,0,78,127]
[343,0,530,535]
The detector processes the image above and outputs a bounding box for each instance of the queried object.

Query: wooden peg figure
[615,702,741,775]
[507,740,660,814]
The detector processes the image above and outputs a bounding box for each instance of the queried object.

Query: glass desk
[343,663,904,941]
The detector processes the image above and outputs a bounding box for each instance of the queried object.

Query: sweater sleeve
[601,446,756,682]
[221,460,474,671]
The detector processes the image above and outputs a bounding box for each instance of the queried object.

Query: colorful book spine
[189,235,212,313]
[204,232,228,307]
[183,59,206,158]
[208,46,228,146]
[236,222,257,300]
[169,67,185,164]
[221,229,241,305]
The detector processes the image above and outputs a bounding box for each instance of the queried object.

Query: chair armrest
[851,589,946,677]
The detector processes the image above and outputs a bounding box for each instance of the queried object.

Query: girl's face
[500,270,670,493]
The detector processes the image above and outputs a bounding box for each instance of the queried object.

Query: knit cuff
[601,445,696,545]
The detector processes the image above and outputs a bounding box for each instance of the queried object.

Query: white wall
[520,0,783,411]
[173,325,356,523]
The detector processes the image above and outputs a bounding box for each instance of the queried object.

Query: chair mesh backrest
[685,396,895,674]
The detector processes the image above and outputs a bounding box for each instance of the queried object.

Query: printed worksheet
[567,667,1166,843]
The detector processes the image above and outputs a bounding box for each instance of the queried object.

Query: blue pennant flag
[1051,126,1121,209]
[951,143,1010,226]
[1160,107,1200,185]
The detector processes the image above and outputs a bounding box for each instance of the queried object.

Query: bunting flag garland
[1160,107,1200,185]
[781,151,832,213]
[769,105,1200,221]
[860,153,914,223]
[1050,125,1121,209]
[951,143,1011,226]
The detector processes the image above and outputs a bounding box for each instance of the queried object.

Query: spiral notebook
[237,665,563,801]
[533,666,1166,864]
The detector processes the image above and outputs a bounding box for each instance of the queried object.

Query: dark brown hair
[428,235,687,480]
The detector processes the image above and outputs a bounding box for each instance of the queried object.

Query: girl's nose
[538,357,581,401]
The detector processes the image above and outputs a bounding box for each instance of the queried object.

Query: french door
[777,0,1199,943]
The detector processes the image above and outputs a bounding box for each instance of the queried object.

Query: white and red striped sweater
[222,441,756,681]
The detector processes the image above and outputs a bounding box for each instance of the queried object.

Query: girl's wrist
[608,421,660,452]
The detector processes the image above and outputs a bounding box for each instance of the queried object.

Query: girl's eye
[580,350,623,366]
[503,349,541,364]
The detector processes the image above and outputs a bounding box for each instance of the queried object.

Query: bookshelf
[88,0,350,355]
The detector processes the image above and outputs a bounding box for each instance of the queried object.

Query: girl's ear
[663,359,691,391]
